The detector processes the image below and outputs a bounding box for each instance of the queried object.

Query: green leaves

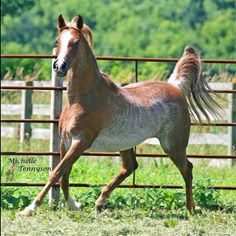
[0,178,233,212]
[194,178,221,210]
[164,218,178,228]
[1,188,32,209]
[1,0,36,17]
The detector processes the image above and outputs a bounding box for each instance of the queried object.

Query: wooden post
[49,49,63,204]
[20,80,33,143]
[228,82,236,165]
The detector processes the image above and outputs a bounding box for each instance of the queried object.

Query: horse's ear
[77,15,84,30]
[58,14,66,31]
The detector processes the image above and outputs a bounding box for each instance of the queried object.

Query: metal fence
[0,80,232,146]
[1,54,236,202]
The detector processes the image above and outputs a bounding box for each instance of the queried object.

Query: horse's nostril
[53,60,58,71]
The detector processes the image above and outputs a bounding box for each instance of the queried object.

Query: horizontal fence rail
[1,54,235,193]
[1,182,236,190]
[1,118,236,126]
[1,85,235,93]
[0,85,66,91]
[1,151,236,159]
[1,54,236,64]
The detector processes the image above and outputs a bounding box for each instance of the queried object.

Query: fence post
[20,80,33,143]
[49,49,63,204]
[228,82,236,165]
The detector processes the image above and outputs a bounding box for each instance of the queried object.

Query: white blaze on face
[57,31,73,67]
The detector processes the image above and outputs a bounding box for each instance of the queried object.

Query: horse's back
[123,81,184,105]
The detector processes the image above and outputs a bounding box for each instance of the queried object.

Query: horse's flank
[87,81,187,152]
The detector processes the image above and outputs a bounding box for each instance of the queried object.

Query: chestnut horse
[19,15,221,216]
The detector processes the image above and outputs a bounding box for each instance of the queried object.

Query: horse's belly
[87,114,161,152]
[87,133,143,152]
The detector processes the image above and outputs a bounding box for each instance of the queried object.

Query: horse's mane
[81,24,93,49]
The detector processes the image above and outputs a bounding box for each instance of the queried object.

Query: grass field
[1,208,236,235]
[1,136,236,235]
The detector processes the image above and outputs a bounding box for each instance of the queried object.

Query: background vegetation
[1,0,236,81]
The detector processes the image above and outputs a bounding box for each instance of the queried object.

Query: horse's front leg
[95,148,138,211]
[60,142,81,210]
[18,139,89,216]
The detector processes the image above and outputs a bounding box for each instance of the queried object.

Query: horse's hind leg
[60,142,81,210]
[159,135,195,214]
[95,148,138,211]
[170,149,195,213]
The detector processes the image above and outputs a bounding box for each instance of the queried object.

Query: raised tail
[168,45,222,122]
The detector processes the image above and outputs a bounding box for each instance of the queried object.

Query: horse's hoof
[18,207,34,217]
[188,206,201,215]
[194,206,202,214]
[95,204,105,213]
[68,201,81,211]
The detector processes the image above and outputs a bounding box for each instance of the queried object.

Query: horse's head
[53,14,92,77]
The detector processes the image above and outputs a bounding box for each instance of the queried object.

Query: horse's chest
[59,108,82,146]
[60,114,77,135]
[59,104,108,150]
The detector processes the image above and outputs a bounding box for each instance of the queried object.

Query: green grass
[1,208,236,236]
[1,138,234,187]
[1,137,236,209]
[1,135,236,235]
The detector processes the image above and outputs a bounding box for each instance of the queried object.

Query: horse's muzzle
[53,59,68,77]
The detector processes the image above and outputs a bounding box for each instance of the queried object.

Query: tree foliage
[1,0,35,17]
[1,0,236,80]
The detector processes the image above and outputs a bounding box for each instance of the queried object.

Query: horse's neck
[66,37,101,105]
